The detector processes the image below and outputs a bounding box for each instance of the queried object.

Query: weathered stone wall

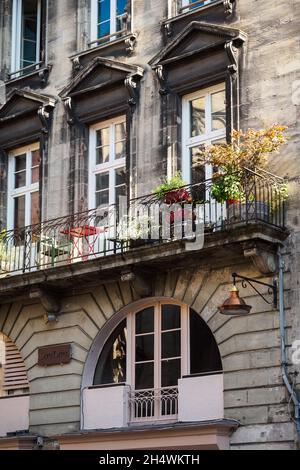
[0,0,299,449]
[0,261,295,447]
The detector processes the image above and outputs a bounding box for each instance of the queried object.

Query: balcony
[0,170,288,298]
[82,373,223,431]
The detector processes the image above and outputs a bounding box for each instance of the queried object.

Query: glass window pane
[161,305,181,331]
[135,334,154,362]
[96,172,109,191]
[22,40,36,63]
[96,146,110,165]
[190,310,222,374]
[115,122,126,141]
[93,319,127,385]
[96,127,110,147]
[211,90,226,131]
[14,196,25,229]
[15,154,26,172]
[115,167,126,186]
[190,97,205,137]
[161,359,181,387]
[98,0,110,22]
[31,149,41,167]
[98,20,110,38]
[22,0,38,64]
[136,307,154,334]
[115,141,126,160]
[31,167,39,184]
[135,362,154,390]
[117,0,127,15]
[96,191,109,207]
[31,191,40,225]
[161,331,181,359]
[191,146,206,194]
[115,185,126,205]
[15,170,26,189]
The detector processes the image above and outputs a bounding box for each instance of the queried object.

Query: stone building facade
[0,0,299,450]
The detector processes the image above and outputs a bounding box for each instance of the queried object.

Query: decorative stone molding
[243,242,278,275]
[223,0,234,15]
[29,286,61,314]
[59,57,144,122]
[125,34,137,53]
[155,64,168,95]
[62,96,76,125]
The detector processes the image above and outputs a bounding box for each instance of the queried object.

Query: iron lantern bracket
[232,273,278,309]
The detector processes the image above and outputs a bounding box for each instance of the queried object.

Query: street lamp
[218,272,278,316]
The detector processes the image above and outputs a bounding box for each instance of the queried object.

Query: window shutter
[3,338,29,392]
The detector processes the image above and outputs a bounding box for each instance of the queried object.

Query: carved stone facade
[0,0,300,450]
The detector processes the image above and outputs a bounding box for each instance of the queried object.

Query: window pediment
[60,57,144,99]
[150,21,246,67]
[60,58,144,123]
[0,90,55,122]
[0,90,56,149]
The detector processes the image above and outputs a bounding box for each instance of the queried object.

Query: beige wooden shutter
[3,338,29,392]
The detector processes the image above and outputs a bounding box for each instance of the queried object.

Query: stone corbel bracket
[72,56,83,74]
[62,96,76,125]
[121,269,153,298]
[223,0,235,16]
[155,64,168,95]
[125,34,137,54]
[29,287,61,316]
[225,40,239,75]
[38,105,51,134]
[243,242,279,275]
[124,67,144,106]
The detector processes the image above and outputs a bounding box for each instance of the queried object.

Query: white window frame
[90,0,129,43]
[126,300,189,392]
[11,0,42,74]
[7,142,40,231]
[181,83,226,184]
[89,116,126,211]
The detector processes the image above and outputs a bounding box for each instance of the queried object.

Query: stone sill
[5,64,52,87]
[70,33,137,70]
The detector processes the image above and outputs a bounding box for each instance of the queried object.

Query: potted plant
[153,171,191,204]
[196,125,289,221]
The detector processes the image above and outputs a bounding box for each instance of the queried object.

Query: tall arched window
[93,301,221,421]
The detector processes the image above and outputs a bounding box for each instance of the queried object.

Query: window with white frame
[90,0,128,44]
[11,0,42,74]
[7,143,41,230]
[182,83,226,186]
[93,301,222,421]
[180,0,216,14]
[89,116,127,213]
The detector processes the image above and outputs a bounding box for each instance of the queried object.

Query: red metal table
[60,225,108,261]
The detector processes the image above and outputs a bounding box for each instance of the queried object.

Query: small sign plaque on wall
[38,344,72,366]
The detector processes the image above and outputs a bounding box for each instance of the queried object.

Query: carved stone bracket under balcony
[29,286,61,315]
[243,241,279,275]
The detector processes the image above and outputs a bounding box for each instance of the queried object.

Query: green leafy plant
[195,125,288,204]
[211,172,245,204]
[153,171,190,202]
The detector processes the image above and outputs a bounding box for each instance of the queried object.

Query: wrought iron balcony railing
[129,387,178,423]
[0,169,286,277]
